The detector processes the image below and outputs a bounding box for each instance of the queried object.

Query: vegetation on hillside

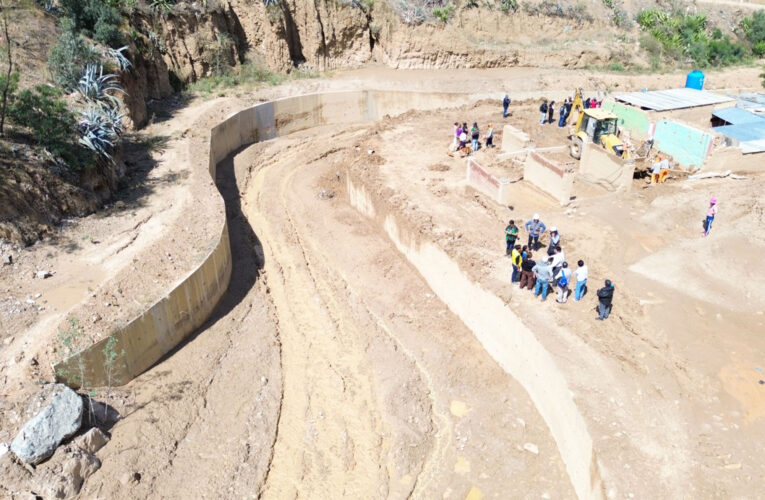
[637,8,765,68]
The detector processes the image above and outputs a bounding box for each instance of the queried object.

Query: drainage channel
[347,175,606,500]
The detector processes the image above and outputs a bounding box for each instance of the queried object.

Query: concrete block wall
[578,142,635,192]
[465,157,512,205]
[653,119,714,170]
[53,90,501,388]
[601,100,651,140]
[523,152,574,205]
[501,124,531,152]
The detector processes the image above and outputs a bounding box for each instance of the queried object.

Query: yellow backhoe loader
[569,108,628,160]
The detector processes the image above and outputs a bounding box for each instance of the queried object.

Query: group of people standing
[452,121,495,152]
[538,96,602,128]
[505,215,615,320]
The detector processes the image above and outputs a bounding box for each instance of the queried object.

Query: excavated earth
[2,67,765,499]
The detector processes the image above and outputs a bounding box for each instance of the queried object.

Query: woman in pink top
[704,197,718,236]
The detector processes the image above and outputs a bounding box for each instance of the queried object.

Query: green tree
[59,0,123,47]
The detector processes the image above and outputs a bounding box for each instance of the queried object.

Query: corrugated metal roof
[740,139,765,154]
[714,121,765,153]
[612,88,734,111]
[711,107,765,125]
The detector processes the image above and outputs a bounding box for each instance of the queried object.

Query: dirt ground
[2,66,765,499]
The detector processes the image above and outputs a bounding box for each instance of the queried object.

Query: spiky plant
[78,105,124,160]
[77,63,125,108]
[108,46,132,72]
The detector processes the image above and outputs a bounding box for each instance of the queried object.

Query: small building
[611,88,734,130]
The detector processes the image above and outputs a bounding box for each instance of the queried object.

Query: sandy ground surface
[2,66,765,498]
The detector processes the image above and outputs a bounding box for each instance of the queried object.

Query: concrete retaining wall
[501,124,532,152]
[465,157,512,204]
[653,119,714,170]
[53,90,501,388]
[578,142,635,192]
[346,174,604,500]
[523,152,574,205]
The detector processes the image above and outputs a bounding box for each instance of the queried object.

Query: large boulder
[11,384,83,465]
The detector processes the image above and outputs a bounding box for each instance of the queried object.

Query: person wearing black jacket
[503,94,511,118]
[539,100,548,124]
[520,255,536,290]
[596,279,615,320]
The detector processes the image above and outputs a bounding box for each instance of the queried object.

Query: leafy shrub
[753,41,765,56]
[59,0,124,48]
[432,5,453,23]
[203,33,235,76]
[741,10,765,46]
[500,0,518,12]
[637,8,751,67]
[150,0,177,13]
[8,85,92,169]
[48,21,101,91]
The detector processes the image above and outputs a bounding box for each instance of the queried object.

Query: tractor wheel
[570,137,583,160]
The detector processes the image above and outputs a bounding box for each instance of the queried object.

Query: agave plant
[108,46,132,72]
[77,63,126,109]
[78,105,125,160]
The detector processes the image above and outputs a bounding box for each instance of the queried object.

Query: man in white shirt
[555,262,572,303]
[550,246,565,276]
[574,259,589,301]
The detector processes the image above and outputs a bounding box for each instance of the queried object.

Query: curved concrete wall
[54,88,603,499]
[54,90,486,388]
[346,175,603,500]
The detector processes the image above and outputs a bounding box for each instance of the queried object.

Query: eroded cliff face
[123,0,618,126]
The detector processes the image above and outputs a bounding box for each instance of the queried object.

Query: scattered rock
[522,442,539,454]
[35,270,52,279]
[2,254,12,265]
[11,385,84,464]
[0,442,8,458]
[74,428,109,455]
[318,189,335,200]
[34,449,101,499]
[29,357,38,367]
[119,471,141,485]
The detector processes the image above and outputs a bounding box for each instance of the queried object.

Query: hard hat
[550,226,557,232]
[710,197,717,204]
[533,213,540,220]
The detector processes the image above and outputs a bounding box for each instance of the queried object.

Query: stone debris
[11,385,84,464]
[318,189,336,200]
[522,442,539,454]
[0,442,8,458]
[33,448,101,499]
[35,270,52,279]
[74,428,109,455]
[2,254,12,265]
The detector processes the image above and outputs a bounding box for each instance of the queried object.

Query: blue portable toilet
[686,70,705,90]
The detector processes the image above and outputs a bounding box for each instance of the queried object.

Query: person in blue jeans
[574,259,588,301]
[532,257,554,301]
[525,214,547,251]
